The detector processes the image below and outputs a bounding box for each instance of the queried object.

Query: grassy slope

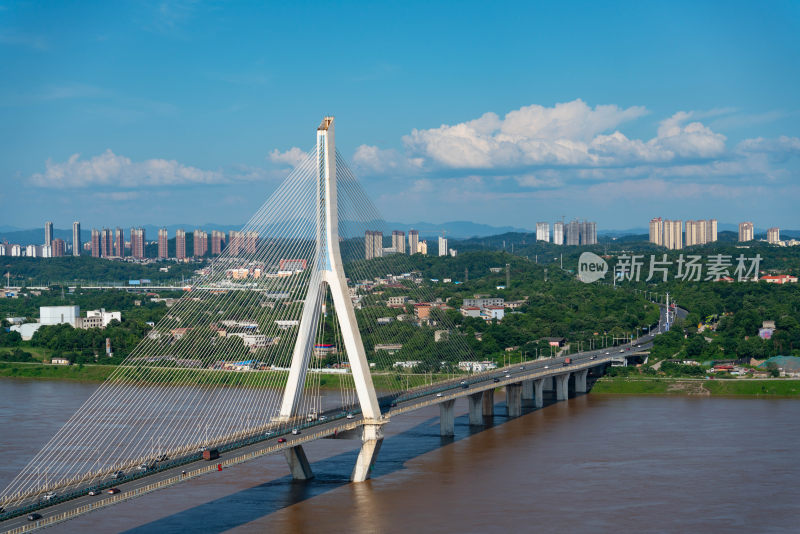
[593,377,800,397]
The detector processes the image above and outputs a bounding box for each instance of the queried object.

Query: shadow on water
[124,392,575,534]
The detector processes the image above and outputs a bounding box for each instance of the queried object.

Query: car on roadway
[605,352,610,355]
[106,488,120,495]
[278,438,287,443]
[291,428,300,435]
[436,393,443,397]
[346,412,355,419]
[88,489,102,496]
[519,366,525,370]
[505,374,511,378]
[619,349,624,353]
[493,378,500,383]
[544,365,549,369]
[591,355,597,360]
[112,471,125,480]
[461,383,469,389]
[43,491,56,501]
[460,380,467,385]
[27,513,42,521]
[319,415,328,422]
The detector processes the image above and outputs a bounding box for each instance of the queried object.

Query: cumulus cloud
[268,147,308,167]
[31,149,223,188]
[736,135,800,155]
[388,101,734,172]
[353,144,423,174]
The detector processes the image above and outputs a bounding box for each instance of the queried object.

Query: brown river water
[1,379,799,533]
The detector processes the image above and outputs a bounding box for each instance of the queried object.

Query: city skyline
[1,2,798,230]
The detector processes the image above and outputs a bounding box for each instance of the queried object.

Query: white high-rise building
[738,222,754,242]
[391,231,406,254]
[44,221,53,246]
[767,227,780,244]
[536,222,550,242]
[438,236,448,256]
[663,220,683,250]
[649,217,664,246]
[553,222,564,245]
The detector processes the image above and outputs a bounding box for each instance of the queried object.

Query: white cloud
[736,135,800,155]
[268,147,308,167]
[31,149,223,188]
[353,144,423,174]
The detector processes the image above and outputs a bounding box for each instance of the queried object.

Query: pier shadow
[124,391,582,533]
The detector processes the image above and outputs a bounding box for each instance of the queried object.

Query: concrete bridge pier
[482,388,495,417]
[533,378,544,408]
[284,445,314,480]
[555,373,571,401]
[351,421,385,482]
[574,369,589,393]
[506,384,523,417]
[468,392,484,425]
[521,380,534,400]
[542,376,554,392]
[439,399,455,436]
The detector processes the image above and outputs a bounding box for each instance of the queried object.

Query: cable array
[0,146,480,508]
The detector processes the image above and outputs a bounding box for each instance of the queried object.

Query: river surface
[1,379,799,533]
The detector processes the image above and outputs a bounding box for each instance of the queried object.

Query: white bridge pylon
[278,117,381,422]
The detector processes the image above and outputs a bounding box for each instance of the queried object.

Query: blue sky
[1,0,799,231]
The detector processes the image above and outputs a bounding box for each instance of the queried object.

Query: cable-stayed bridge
[0,117,673,531]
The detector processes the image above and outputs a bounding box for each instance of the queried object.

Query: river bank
[593,376,800,397]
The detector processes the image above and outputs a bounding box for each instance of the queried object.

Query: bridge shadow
[123,392,580,533]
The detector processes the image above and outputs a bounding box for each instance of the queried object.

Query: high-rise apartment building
[438,235,448,256]
[365,230,383,260]
[51,238,65,257]
[738,222,754,242]
[706,219,718,244]
[553,221,564,245]
[536,222,550,242]
[101,228,113,258]
[663,220,683,250]
[194,229,208,257]
[245,231,258,254]
[114,227,125,257]
[408,230,419,255]
[211,230,224,255]
[130,228,145,259]
[44,221,53,246]
[767,227,780,244]
[72,221,81,256]
[158,228,169,259]
[391,231,406,254]
[685,220,700,247]
[228,231,242,256]
[417,240,427,255]
[176,229,186,260]
[91,228,100,258]
[565,220,581,246]
[580,221,597,245]
[649,218,664,246]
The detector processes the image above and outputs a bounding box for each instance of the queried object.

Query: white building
[536,222,550,242]
[392,360,420,369]
[458,361,498,372]
[82,309,122,328]
[553,222,564,245]
[40,305,80,327]
[10,323,44,340]
[438,236,448,256]
[25,244,38,257]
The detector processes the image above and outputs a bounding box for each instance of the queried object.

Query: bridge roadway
[1,307,679,532]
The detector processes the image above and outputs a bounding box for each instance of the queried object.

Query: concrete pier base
[533,378,544,408]
[351,422,385,482]
[439,399,455,436]
[574,369,589,393]
[482,388,495,417]
[283,445,314,480]
[506,384,522,417]
[555,373,570,401]
[521,380,534,400]
[468,392,484,425]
